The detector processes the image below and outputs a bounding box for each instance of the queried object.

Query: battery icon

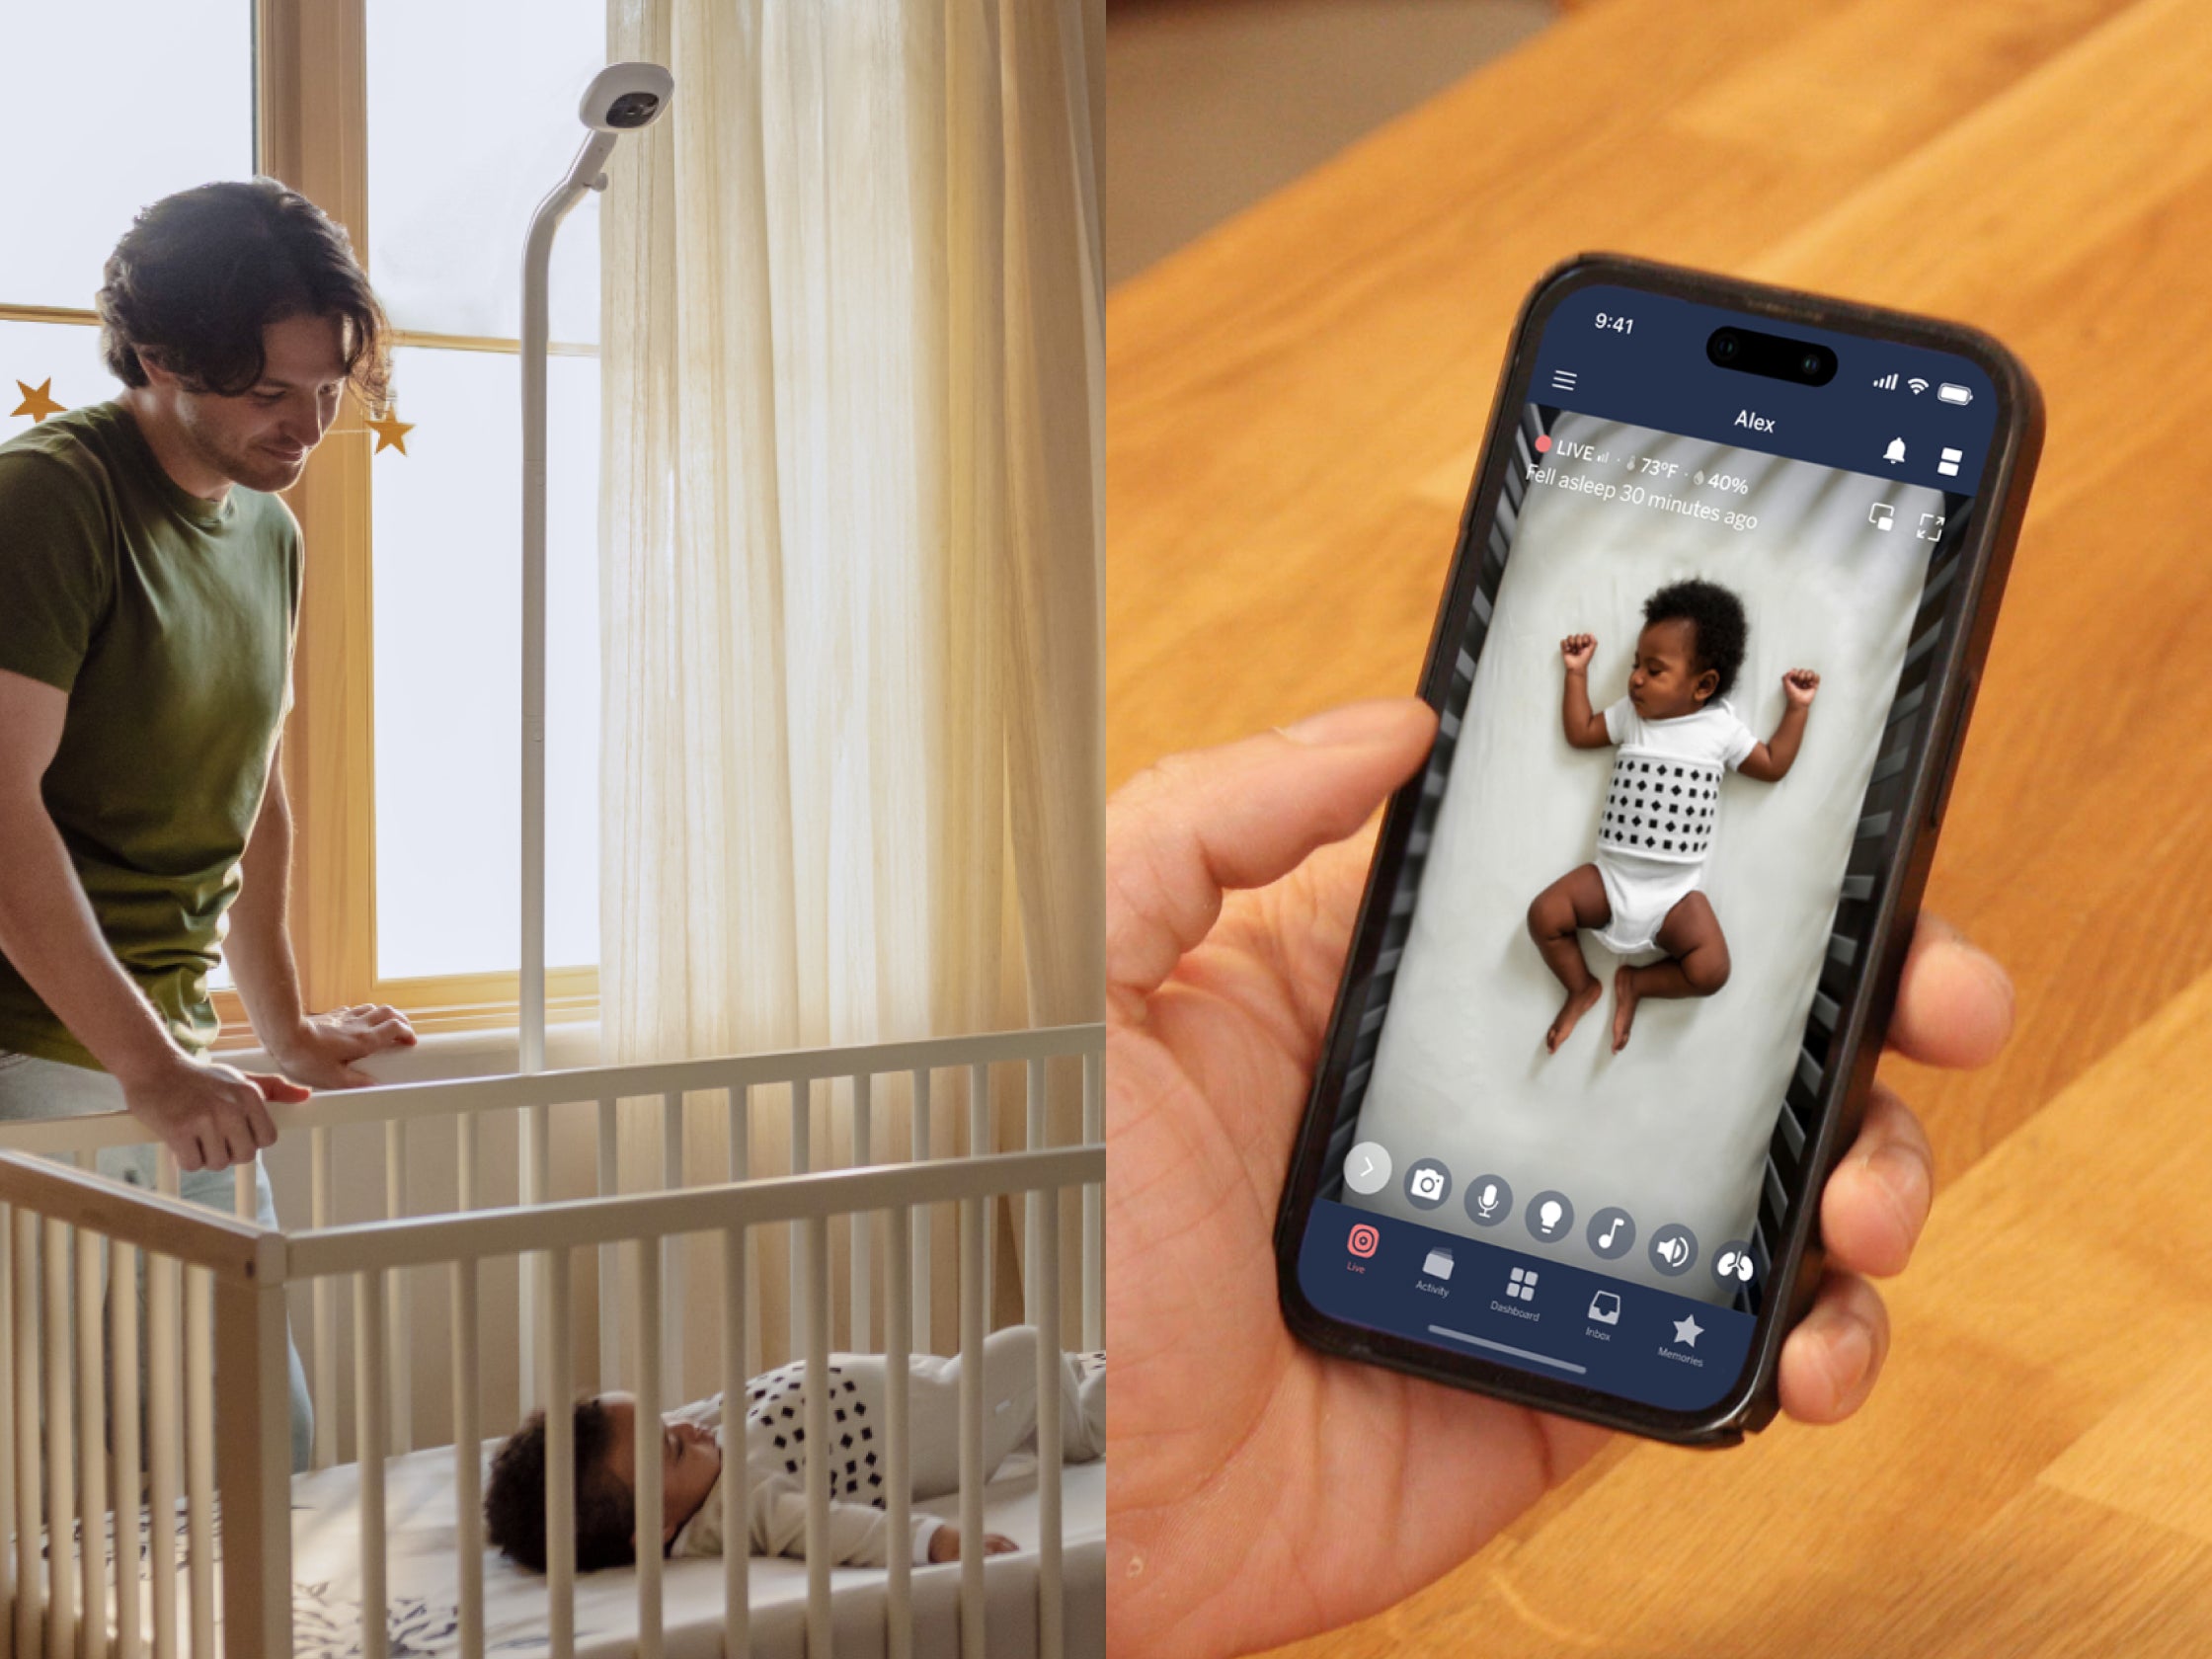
[1936,383,1973,406]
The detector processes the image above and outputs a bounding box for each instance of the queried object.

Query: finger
[221,1119,259,1170]
[189,1130,219,1174]
[1819,1082,1934,1279]
[241,1090,279,1150]
[173,1130,207,1175]
[1778,1270,1890,1425]
[246,1070,314,1104]
[1107,699,1437,1006]
[1885,912,2014,1069]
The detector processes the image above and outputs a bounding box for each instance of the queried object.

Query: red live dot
[1535,434,1552,453]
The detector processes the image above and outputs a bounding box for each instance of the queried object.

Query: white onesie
[666,1326,1106,1567]
[1591,695,1757,955]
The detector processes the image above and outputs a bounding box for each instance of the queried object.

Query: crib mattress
[141,1443,1103,1658]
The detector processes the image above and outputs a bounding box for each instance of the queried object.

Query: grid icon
[1506,1266,1539,1302]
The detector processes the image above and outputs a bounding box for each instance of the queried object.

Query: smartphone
[1272,253,2042,1446]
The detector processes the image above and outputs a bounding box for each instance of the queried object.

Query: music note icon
[1589,1209,1634,1258]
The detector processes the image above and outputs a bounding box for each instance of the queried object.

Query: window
[2,2,610,1038]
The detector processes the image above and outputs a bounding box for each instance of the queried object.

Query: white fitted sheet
[109,1443,1103,1659]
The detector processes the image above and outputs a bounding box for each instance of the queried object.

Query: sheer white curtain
[595,0,1102,1384]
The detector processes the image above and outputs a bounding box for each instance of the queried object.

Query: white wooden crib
[0,1022,1104,1659]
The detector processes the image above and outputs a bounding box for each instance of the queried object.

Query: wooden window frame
[244,0,601,1042]
[5,2,599,1048]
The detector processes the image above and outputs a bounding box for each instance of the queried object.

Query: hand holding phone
[1103,699,2006,1659]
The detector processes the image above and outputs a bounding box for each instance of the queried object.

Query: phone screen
[1291,280,2004,1417]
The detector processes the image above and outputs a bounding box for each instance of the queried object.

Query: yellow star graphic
[11,378,65,422]
[364,409,415,455]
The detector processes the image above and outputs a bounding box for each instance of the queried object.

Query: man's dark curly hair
[1641,578,1748,699]
[96,178,391,408]
[483,1398,640,1574]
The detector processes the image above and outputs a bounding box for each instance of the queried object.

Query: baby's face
[1626,619,1716,720]
[596,1392,724,1544]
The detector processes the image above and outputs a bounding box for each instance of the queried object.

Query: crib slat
[788,1079,808,1371]
[233,1162,253,1221]
[386,1121,414,1455]
[44,1217,78,1659]
[596,1097,618,1391]
[213,1276,297,1659]
[146,1246,178,1659]
[544,1246,576,1659]
[852,1071,872,1352]
[730,1087,758,1382]
[633,1237,664,1659]
[519,1102,550,1416]
[969,1063,991,1329]
[804,1213,831,1659]
[111,1237,143,1659]
[886,1201,913,1659]
[720,1225,750,1659]
[310,1125,337,1469]
[356,1269,389,1659]
[8,1210,34,1659]
[1026,1057,1046,1325]
[959,1188,986,1659]
[185,1266,214,1659]
[661,1093,682,1398]
[1081,1049,1103,1351]
[77,1227,107,1659]
[452,1257,485,1659]
[457,1109,479,1212]
[910,1069,931,1353]
[1036,1182,1065,1659]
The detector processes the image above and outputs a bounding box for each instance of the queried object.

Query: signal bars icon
[1872,370,1899,390]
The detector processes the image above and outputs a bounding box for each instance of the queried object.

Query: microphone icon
[1476,1182,1500,1217]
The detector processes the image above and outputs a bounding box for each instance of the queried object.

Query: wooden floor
[1106,0,2212,1649]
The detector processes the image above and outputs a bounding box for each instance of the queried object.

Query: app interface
[1298,285,1999,1413]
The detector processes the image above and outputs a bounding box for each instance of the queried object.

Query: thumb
[1107,698,1436,1006]
[246,1071,314,1103]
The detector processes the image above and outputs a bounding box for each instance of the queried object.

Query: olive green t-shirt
[0,400,300,1069]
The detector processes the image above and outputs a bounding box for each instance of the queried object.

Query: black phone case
[1272,252,2044,1447]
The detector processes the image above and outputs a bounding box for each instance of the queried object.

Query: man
[0,179,418,1467]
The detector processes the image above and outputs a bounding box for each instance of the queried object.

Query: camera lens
[1711,330,1741,362]
[607,91,660,127]
[1799,351,1823,377]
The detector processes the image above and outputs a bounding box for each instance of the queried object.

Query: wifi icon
[1908,377,1931,395]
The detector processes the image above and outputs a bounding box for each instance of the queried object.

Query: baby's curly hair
[483,1398,639,1574]
[1642,579,1748,698]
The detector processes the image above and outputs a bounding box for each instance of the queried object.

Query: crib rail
[0,1022,1104,1659]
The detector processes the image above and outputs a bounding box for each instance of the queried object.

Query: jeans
[0,1050,315,1472]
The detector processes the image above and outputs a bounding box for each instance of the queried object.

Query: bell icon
[1883,436,1907,464]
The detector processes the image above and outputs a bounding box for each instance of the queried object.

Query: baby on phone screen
[1526,578,1820,1054]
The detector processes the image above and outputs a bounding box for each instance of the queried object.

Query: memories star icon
[1672,1313,1703,1347]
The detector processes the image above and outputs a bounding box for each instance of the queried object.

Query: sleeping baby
[484,1325,1106,1572]
[1525,578,1819,1054]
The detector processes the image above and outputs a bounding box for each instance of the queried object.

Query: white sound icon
[1655,1235,1690,1268]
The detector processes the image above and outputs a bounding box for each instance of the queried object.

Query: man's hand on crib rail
[115,1049,306,1172]
[266,1001,419,1090]
[1104,697,2014,1659]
